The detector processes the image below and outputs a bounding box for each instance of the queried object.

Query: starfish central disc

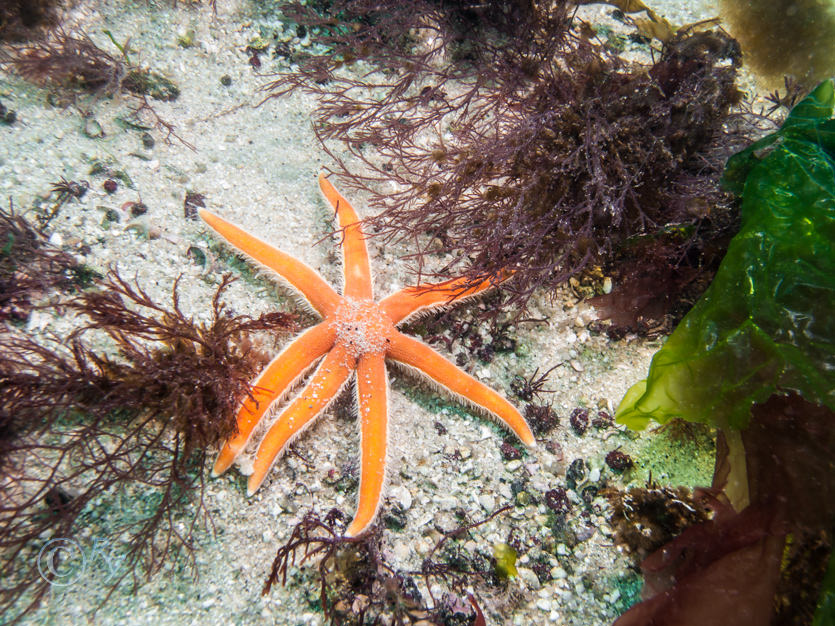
[330,298,394,359]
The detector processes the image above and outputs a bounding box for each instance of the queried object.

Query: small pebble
[129,202,148,217]
[389,485,413,511]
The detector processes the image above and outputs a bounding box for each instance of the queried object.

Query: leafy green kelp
[613,80,835,626]
[616,79,835,431]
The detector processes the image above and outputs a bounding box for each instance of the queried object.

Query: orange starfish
[200,174,535,537]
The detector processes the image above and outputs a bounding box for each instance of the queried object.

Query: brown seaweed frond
[264,504,510,624]
[0,0,63,43]
[0,245,295,621]
[67,271,296,456]
[615,394,835,625]
[6,28,125,94]
[2,28,190,147]
[267,2,772,316]
[355,30,749,307]
[0,199,82,323]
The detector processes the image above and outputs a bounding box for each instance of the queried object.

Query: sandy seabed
[0,1,734,624]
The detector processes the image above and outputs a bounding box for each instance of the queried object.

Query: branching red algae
[0,207,295,621]
[265,2,766,316]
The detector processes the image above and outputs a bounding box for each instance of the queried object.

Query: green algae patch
[617,79,835,432]
[632,422,715,488]
[493,543,518,579]
[611,571,643,616]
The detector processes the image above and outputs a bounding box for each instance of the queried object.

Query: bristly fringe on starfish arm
[212,322,336,476]
[248,343,357,494]
[350,352,389,537]
[380,272,508,326]
[199,208,340,316]
[388,332,535,447]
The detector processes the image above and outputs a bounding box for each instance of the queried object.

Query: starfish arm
[199,209,340,316]
[380,275,502,325]
[212,322,336,476]
[318,173,373,300]
[387,332,535,447]
[247,343,356,495]
[346,352,389,537]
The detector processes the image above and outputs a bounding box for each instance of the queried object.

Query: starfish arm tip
[246,476,263,497]
[343,519,371,538]
[211,459,226,477]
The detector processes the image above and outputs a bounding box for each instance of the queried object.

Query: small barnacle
[544,487,570,514]
[500,441,522,461]
[424,181,443,198]
[566,458,586,488]
[430,148,447,163]
[482,185,504,201]
[569,407,589,436]
[605,449,634,472]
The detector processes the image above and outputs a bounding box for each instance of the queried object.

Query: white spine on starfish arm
[387,348,534,449]
[205,212,334,317]
[231,348,328,475]
[390,289,497,326]
[246,359,355,495]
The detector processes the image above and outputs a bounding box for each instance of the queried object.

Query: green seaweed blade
[616,79,835,431]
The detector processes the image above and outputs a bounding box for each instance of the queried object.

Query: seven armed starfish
[200,174,535,537]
